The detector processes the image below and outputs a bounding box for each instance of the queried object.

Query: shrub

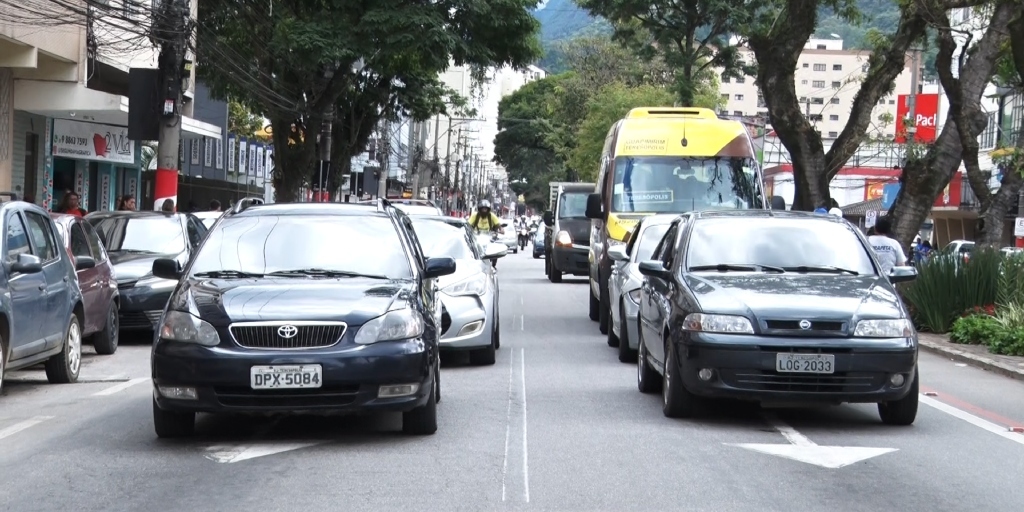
[998,252,1024,307]
[901,248,1001,333]
[986,328,1024,356]
[949,314,1002,345]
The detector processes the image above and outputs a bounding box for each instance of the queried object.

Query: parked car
[409,215,506,365]
[605,214,675,363]
[50,214,120,355]
[192,211,222,229]
[635,211,920,425]
[86,211,209,332]
[149,200,455,438]
[1,198,87,393]
[532,228,545,259]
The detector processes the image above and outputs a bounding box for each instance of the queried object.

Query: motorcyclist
[469,200,504,267]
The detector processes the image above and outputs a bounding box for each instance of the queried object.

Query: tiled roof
[841,197,883,216]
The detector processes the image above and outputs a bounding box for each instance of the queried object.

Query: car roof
[690,209,847,224]
[86,210,183,220]
[408,215,468,226]
[229,202,386,218]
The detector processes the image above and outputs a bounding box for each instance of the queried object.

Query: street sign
[865,210,877,228]
[1014,217,1024,237]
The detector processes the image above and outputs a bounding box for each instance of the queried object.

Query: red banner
[935,172,962,207]
[895,93,940,143]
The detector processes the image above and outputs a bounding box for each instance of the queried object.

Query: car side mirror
[638,260,670,279]
[770,195,787,210]
[483,243,508,260]
[152,258,182,280]
[585,193,603,219]
[607,245,629,262]
[75,255,96,270]
[542,211,554,226]
[424,257,457,279]
[888,265,917,284]
[10,253,43,274]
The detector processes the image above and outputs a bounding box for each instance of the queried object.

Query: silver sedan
[411,216,507,365]
[606,215,675,363]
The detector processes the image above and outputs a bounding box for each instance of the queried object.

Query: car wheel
[402,375,438,435]
[45,314,82,384]
[606,301,619,347]
[637,330,660,394]
[435,357,442,404]
[588,290,599,321]
[493,306,501,350]
[662,340,698,418]
[153,398,195,438]
[533,253,540,259]
[469,339,497,365]
[878,367,919,426]
[598,283,610,334]
[0,334,7,396]
[618,301,637,363]
[549,260,562,283]
[92,300,120,356]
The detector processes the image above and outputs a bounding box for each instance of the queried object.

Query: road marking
[726,413,897,468]
[92,378,148,396]
[920,394,1024,446]
[519,315,525,331]
[0,416,54,441]
[500,348,516,501]
[520,348,530,502]
[204,442,322,463]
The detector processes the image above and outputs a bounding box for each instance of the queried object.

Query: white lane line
[500,348,516,501]
[520,295,523,305]
[921,394,1024,446]
[519,314,525,331]
[92,378,149,396]
[0,416,54,441]
[521,348,530,502]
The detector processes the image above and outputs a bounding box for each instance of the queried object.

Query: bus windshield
[612,156,763,213]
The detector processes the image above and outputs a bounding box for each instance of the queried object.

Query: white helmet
[828,207,843,217]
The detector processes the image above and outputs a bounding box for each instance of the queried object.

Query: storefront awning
[13,79,221,140]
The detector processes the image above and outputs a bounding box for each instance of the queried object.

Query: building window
[829,114,840,121]
[812,97,824,105]
[736,76,746,84]
[888,99,895,104]
[979,112,997,150]
[733,111,744,116]
[721,93,729,101]
[809,114,823,122]
[813,63,826,71]
[802,63,809,68]
[831,97,840,104]
[721,74,730,83]
[757,94,766,108]
[735,94,744,101]
[833,64,843,71]
[832,81,842,88]
[799,96,808,103]
[812,80,825,88]
[828,131,839,138]
[801,79,808,85]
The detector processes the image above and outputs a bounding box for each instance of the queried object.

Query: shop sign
[52,119,135,165]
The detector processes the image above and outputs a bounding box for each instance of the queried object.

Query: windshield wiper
[689,263,785,273]
[267,268,389,279]
[782,265,859,275]
[194,270,264,278]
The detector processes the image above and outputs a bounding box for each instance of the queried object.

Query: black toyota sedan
[149,201,455,438]
[635,211,920,425]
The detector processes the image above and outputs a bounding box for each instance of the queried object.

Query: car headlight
[159,310,220,346]
[137,275,178,290]
[443,274,487,297]
[853,319,914,338]
[682,313,754,334]
[354,308,425,345]
[556,230,572,246]
[627,288,641,304]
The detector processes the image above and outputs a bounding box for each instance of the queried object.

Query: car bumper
[552,245,589,275]
[438,294,493,350]
[117,283,176,330]
[674,334,918,404]
[152,339,434,414]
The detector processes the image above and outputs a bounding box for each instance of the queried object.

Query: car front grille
[121,310,163,329]
[762,319,848,337]
[228,322,347,350]
[721,369,884,393]
[213,385,360,408]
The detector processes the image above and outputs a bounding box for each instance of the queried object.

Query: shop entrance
[52,157,76,210]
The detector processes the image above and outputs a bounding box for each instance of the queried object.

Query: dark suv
[149,200,456,437]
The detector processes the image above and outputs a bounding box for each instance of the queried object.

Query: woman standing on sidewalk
[57,191,87,217]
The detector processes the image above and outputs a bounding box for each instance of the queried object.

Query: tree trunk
[976,169,1024,247]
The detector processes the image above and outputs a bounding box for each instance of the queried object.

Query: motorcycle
[477,232,502,268]
[518,227,530,251]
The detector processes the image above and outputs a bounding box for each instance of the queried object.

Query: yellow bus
[583,107,783,331]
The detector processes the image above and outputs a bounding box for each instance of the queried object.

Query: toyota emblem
[277,325,299,338]
[798,320,812,330]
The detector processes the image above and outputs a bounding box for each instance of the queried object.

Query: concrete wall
[10,110,46,200]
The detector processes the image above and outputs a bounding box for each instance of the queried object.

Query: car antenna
[231,197,264,214]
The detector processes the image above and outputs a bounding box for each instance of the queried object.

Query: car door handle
[63,276,70,282]
[38,283,46,291]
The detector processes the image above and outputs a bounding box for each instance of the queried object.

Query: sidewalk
[918,333,1024,382]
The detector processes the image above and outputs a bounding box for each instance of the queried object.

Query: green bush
[901,248,1002,333]
[949,314,1002,345]
[986,328,1024,356]
[998,253,1024,307]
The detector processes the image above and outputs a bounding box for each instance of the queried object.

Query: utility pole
[430,114,440,202]
[318,107,334,202]
[153,0,190,211]
[907,49,920,143]
[408,122,418,198]
[443,120,454,213]
[378,118,391,200]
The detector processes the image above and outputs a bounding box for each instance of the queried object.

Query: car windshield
[634,224,670,262]
[189,215,413,278]
[558,193,589,219]
[612,156,763,213]
[687,218,876,275]
[411,219,476,260]
[395,204,443,216]
[89,216,185,254]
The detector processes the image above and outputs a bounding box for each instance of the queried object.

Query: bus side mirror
[585,193,603,219]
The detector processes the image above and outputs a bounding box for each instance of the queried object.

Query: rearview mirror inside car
[888,266,917,284]
[770,195,787,210]
[424,257,457,279]
[10,253,43,274]
[152,258,182,281]
[638,260,669,279]
[542,211,554,226]
[585,193,603,219]
[607,245,629,262]
[75,255,96,271]
[483,243,508,260]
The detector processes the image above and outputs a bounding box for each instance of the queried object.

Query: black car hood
[557,218,590,245]
[183,277,414,326]
[686,274,905,323]
[109,251,182,281]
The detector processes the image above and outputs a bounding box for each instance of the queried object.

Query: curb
[919,338,1024,382]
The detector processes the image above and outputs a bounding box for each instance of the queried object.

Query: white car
[606,215,676,362]
[192,211,223,229]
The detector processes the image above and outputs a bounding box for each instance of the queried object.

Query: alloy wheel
[67,321,82,375]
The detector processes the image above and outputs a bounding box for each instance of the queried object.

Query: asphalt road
[2,253,1024,512]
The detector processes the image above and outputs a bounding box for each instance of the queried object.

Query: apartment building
[718,38,917,140]
[0,1,219,211]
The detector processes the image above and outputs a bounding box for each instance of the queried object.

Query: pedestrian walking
[868,217,906,274]
[209,199,221,212]
[57,191,87,217]
[160,199,175,212]
[117,195,137,211]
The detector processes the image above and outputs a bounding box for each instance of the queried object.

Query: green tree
[577,0,754,106]
[569,84,677,181]
[228,100,267,142]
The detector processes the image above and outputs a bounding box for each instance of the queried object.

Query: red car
[50,214,120,354]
